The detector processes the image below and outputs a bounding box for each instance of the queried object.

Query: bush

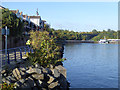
[28,31,65,68]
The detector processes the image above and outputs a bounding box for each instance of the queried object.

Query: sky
[1,2,118,32]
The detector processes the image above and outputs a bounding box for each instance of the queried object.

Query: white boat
[99,36,109,44]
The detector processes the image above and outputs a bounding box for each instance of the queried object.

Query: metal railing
[0,46,33,66]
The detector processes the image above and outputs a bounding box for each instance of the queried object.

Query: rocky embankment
[2,60,69,90]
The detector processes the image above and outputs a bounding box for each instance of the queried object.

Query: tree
[2,8,24,36]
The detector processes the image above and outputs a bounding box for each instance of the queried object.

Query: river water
[63,43,118,88]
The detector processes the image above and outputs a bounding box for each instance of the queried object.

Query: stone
[21,81,31,88]
[5,80,11,85]
[12,68,22,80]
[32,74,44,80]
[35,63,41,68]
[47,74,55,84]
[55,65,66,78]
[42,68,52,75]
[2,78,7,83]
[51,69,60,78]
[49,64,53,69]
[6,76,16,83]
[14,79,25,87]
[26,77,36,88]
[20,70,25,75]
[55,61,63,66]
[20,67,26,72]
[26,68,41,74]
[1,70,6,74]
[48,81,59,89]
[42,68,48,73]
[36,80,42,87]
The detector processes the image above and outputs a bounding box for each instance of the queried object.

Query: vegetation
[2,8,24,36]
[28,31,65,68]
[44,25,118,41]
[92,29,118,41]
[1,82,16,90]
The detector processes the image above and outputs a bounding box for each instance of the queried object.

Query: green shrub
[28,31,65,68]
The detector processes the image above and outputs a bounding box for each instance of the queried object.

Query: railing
[0,46,33,66]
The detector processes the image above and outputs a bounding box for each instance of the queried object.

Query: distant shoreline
[65,40,120,44]
[65,40,94,43]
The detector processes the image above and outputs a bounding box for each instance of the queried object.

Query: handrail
[0,46,33,66]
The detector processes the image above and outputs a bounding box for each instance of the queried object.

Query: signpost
[2,26,9,64]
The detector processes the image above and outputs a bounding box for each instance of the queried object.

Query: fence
[0,46,33,66]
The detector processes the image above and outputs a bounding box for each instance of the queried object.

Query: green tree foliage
[2,8,24,36]
[92,29,117,41]
[28,31,65,67]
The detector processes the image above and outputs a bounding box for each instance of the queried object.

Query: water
[63,43,118,88]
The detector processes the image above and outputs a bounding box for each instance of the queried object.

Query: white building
[29,16,41,26]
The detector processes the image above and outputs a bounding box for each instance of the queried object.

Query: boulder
[21,81,31,89]
[49,64,53,69]
[47,74,55,84]
[12,68,22,80]
[1,70,6,74]
[32,74,44,80]
[51,69,60,78]
[14,79,25,87]
[42,68,52,75]
[6,76,16,83]
[55,65,66,78]
[20,67,26,72]
[48,81,59,89]
[26,68,41,74]
[35,80,42,88]
[35,63,41,68]
[25,77,36,88]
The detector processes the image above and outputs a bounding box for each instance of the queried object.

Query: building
[29,16,42,30]
[0,5,5,9]
[11,9,23,21]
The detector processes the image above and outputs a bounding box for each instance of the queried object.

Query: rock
[55,65,66,78]
[49,64,53,69]
[42,68,48,73]
[55,61,63,66]
[6,76,16,83]
[41,81,48,88]
[48,81,59,89]
[2,78,7,83]
[1,70,6,74]
[26,68,41,74]
[14,79,25,87]
[47,74,55,84]
[21,81,31,88]
[26,77,36,88]
[42,68,52,75]
[12,68,22,80]
[20,67,26,72]
[35,80,42,87]
[5,80,11,85]
[32,74,44,80]
[51,69,60,78]
[35,63,41,68]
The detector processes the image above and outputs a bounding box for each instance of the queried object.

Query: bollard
[7,50,10,64]
[14,49,16,61]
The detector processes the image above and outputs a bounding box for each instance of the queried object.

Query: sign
[2,28,10,35]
